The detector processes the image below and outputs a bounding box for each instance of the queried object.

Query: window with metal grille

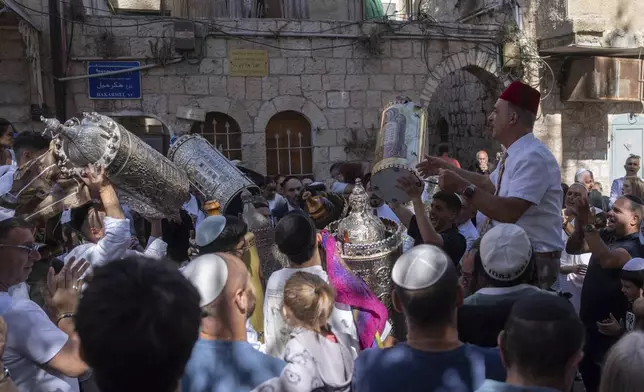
[265,111,313,176]
[190,112,242,161]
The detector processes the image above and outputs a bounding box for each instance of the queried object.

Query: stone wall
[65,18,503,179]
[536,58,641,189]
[426,69,498,168]
[0,28,31,131]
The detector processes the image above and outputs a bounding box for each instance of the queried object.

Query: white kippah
[391,245,450,290]
[623,257,644,272]
[182,254,228,307]
[480,223,532,282]
[196,215,227,247]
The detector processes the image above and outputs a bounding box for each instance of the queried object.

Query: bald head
[217,252,256,320]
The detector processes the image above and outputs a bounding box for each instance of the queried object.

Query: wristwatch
[463,184,477,199]
[583,224,597,233]
[0,366,10,382]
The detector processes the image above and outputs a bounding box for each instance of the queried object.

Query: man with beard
[364,174,399,223]
[390,173,466,265]
[182,253,285,392]
[272,176,306,222]
[566,192,643,392]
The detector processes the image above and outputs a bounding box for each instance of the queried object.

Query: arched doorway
[265,111,313,176]
[112,116,171,155]
[190,112,242,161]
[426,69,499,168]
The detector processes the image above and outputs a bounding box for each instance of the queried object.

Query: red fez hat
[499,81,541,115]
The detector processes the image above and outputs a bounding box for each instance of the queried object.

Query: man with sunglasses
[0,217,91,391]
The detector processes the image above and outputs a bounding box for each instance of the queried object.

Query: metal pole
[298,131,303,175]
[286,128,292,174]
[49,0,66,120]
[274,133,280,173]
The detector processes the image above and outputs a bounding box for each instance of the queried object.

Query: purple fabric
[322,230,388,350]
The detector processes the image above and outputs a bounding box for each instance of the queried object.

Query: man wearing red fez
[416,81,563,290]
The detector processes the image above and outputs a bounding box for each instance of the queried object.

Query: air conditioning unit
[562,57,643,102]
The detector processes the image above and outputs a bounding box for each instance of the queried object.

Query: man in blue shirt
[352,245,506,392]
[476,293,585,392]
[181,253,285,392]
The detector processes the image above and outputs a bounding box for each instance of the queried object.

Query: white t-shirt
[0,293,79,392]
[263,265,391,359]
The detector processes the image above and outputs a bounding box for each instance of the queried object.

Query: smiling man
[565,192,644,392]
[0,218,90,392]
[390,175,466,266]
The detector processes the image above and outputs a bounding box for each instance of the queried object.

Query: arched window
[438,117,449,144]
[265,111,313,176]
[190,112,242,161]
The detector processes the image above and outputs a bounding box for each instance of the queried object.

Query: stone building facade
[2,0,644,187]
[62,18,505,179]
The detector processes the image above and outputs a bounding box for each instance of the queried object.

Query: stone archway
[420,48,512,104]
[255,96,328,133]
[420,48,512,168]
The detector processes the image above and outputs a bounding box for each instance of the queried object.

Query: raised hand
[46,257,90,315]
[396,174,423,200]
[416,155,452,177]
[81,163,109,193]
[438,169,468,194]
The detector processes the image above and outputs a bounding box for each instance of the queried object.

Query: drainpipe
[49,0,66,121]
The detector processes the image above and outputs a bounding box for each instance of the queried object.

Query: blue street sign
[88,61,142,100]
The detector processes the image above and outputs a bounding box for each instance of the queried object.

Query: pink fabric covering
[322,230,388,350]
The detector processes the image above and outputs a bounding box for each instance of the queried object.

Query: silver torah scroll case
[167,134,261,215]
[42,113,190,220]
[371,96,428,204]
[326,178,406,340]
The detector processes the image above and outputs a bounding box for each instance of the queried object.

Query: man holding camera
[565,191,643,392]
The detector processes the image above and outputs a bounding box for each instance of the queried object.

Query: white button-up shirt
[476,133,564,252]
[64,217,168,278]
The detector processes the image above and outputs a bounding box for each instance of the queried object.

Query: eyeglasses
[0,243,45,255]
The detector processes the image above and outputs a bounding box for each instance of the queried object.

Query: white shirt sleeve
[5,299,68,365]
[0,165,16,196]
[610,179,621,205]
[91,217,132,267]
[143,236,168,259]
[505,152,553,205]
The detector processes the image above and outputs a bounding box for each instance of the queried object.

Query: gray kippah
[195,215,227,247]
[391,245,450,290]
[182,254,228,307]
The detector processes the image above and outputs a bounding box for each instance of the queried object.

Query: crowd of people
[0,82,643,392]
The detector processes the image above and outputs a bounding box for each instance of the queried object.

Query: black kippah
[275,213,316,257]
[509,293,577,322]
